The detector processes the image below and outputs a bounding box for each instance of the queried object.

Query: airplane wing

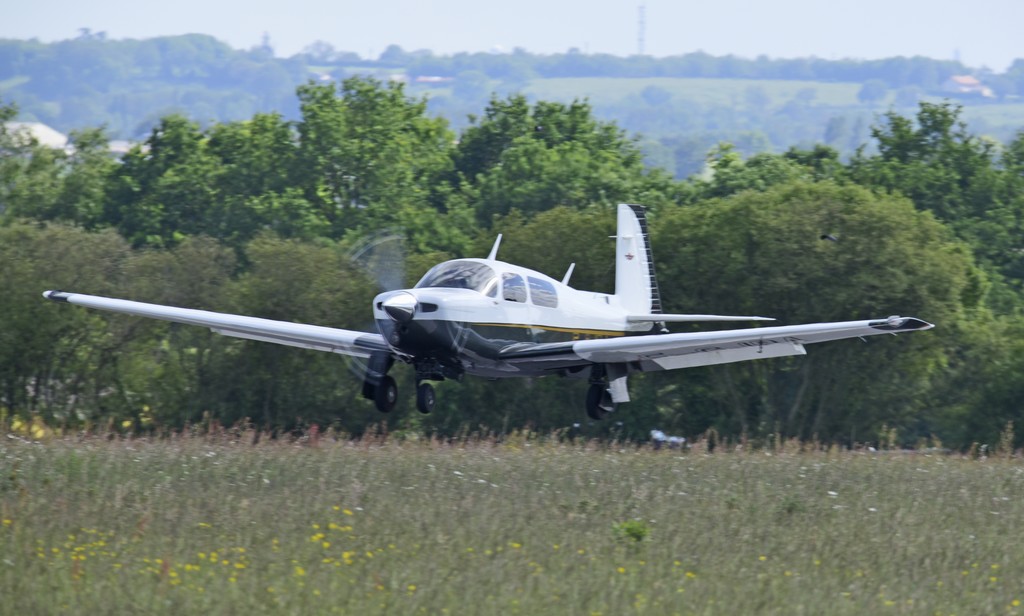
[43,291,391,358]
[500,316,933,371]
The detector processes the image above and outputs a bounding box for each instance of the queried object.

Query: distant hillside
[2,34,1023,178]
[0,33,310,138]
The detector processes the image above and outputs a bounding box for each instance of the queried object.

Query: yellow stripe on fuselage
[472,322,625,338]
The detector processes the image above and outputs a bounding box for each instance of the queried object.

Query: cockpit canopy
[415,260,498,297]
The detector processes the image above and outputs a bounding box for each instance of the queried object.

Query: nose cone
[382,292,418,323]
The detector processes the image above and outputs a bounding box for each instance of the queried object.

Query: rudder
[614,204,662,315]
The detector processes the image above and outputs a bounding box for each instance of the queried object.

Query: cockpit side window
[528,276,558,308]
[502,273,527,303]
[415,260,498,295]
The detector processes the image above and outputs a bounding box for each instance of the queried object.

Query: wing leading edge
[500,316,933,371]
[43,291,390,358]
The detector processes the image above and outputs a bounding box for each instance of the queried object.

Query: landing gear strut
[585,364,627,420]
[585,383,616,420]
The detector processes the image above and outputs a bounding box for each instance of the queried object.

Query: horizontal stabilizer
[628,314,775,323]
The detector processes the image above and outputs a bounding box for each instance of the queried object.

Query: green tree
[453,94,678,224]
[0,120,115,228]
[293,77,455,238]
[1,223,131,422]
[0,103,63,222]
[928,313,1024,449]
[694,145,811,199]
[204,112,329,245]
[651,180,978,441]
[849,102,1021,306]
[56,128,117,226]
[104,114,219,247]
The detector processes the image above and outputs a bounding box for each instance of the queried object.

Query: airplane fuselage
[372,258,650,378]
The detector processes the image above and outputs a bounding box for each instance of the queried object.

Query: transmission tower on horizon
[637,4,646,56]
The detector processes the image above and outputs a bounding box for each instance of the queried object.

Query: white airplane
[44,204,934,419]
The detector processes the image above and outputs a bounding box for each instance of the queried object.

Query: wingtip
[43,290,70,303]
[871,316,934,332]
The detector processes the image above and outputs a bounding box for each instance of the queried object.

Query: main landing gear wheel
[416,383,436,414]
[374,375,398,413]
[585,383,616,420]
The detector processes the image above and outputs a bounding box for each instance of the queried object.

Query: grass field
[2,431,1023,615]
[524,77,868,108]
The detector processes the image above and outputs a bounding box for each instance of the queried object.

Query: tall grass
[2,430,1022,615]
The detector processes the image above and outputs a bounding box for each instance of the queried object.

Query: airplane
[43,204,934,420]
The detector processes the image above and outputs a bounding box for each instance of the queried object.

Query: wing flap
[650,340,806,370]
[44,291,390,358]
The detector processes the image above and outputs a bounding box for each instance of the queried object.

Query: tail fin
[614,204,662,315]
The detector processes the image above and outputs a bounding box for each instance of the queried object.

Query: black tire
[585,384,613,420]
[416,382,436,414]
[374,375,398,413]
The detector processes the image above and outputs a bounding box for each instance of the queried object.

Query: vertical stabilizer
[614,204,662,315]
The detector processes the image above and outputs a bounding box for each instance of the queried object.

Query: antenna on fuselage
[487,234,502,260]
[562,263,576,286]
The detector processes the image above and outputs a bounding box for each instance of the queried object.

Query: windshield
[415,260,498,296]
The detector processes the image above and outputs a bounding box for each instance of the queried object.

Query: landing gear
[362,353,398,413]
[361,355,458,415]
[585,383,616,420]
[416,382,436,414]
[585,364,627,420]
[373,375,398,413]
[413,358,459,415]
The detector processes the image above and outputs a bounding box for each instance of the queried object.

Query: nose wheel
[416,382,436,414]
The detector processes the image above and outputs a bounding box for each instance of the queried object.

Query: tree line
[2,78,1023,448]
[4,34,1023,141]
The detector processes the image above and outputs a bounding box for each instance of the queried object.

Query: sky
[4,0,1023,71]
